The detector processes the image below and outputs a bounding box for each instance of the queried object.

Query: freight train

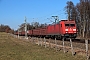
[15,20,77,39]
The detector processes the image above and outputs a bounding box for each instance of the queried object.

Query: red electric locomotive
[47,20,77,39]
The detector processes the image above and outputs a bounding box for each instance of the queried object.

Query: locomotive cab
[60,20,77,38]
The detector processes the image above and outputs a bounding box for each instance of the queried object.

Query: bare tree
[75,0,90,38]
[65,1,76,20]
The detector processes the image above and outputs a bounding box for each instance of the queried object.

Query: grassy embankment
[0,32,85,60]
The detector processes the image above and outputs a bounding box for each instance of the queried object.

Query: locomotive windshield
[65,24,75,27]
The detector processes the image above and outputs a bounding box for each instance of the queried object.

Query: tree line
[17,22,47,32]
[65,0,90,38]
[0,24,14,33]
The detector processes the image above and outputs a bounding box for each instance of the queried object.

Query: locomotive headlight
[73,29,76,31]
[65,29,68,31]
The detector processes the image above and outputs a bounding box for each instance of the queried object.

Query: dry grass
[0,32,86,60]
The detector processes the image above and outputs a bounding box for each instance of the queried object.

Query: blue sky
[0,0,79,30]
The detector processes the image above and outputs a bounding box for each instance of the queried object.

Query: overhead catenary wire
[27,9,66,22]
